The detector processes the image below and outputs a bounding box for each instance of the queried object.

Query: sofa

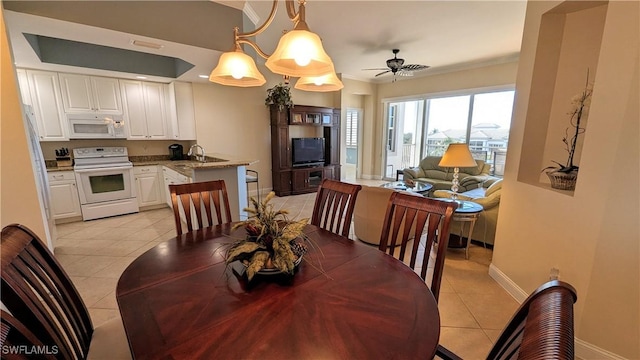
[432,177,503,245]
[403,156,492,193]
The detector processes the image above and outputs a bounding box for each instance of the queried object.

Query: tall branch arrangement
[543,70,593,174]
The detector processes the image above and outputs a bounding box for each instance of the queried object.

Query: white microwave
[68,114,126,139]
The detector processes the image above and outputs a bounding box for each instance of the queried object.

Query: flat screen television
[292,137,325,167]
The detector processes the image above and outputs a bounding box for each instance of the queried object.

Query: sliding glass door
[384,100,424,179]
[383,88,514,179]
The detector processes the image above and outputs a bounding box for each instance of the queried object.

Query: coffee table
[381,181,433,196]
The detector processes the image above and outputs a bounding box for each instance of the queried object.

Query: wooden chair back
[436,280,578,360]
[1,310,57,360]
[378,192,458,302]
[311,179,362,237]
[169,180,233,235]
[1,224,94,359]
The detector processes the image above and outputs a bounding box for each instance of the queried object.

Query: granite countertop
[46,153,257,178]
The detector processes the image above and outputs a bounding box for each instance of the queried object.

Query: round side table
[448,200,483,259]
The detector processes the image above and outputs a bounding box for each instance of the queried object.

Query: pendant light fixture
[209,0,339,91]
[294,65,344,92]
[265,0,334,78]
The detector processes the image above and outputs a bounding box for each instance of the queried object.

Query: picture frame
[292,113,303,123]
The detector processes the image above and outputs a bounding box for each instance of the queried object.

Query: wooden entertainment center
[270,104,340,196]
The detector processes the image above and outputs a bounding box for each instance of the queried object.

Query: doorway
[344,108,361,181]
[383,100,425,180]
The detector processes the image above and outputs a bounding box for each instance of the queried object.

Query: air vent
[131,40,164,50]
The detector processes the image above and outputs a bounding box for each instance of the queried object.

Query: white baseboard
[488,263,528,303]
[574,338,629,360]
[489,263,626,360]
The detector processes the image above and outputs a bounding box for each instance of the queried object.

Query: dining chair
[1,309,57,360]
[169,179,233,235]
[311,179,362,237]
[378,192,458,302]
[436,280,577,360]
[0,224,131,360]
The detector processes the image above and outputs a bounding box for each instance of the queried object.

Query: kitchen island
[132,153,257,221]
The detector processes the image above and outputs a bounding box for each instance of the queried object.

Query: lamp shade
[209,51,266,87]
[438,143,477,167]
[294,69,344,92]
[265,29,334,78]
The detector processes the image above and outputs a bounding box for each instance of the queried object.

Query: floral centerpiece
[226,192,308,280]
[542,70,593,190]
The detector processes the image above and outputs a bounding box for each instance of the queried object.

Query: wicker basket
[546,171,577,190]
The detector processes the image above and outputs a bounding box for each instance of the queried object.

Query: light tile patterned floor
[54,180,518,360]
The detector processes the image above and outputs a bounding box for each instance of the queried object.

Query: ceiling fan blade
[400,64,430,72]
[375,70,391,77]
[362,68,390,71]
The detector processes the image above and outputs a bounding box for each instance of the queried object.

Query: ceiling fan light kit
[209,0,340,92]
[364,48,429,82]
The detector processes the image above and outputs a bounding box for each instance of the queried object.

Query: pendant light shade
[265,29,334,78]
[209,50,266,87]
[294,68,343,92]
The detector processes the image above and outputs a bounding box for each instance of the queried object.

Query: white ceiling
[4,1,527,84]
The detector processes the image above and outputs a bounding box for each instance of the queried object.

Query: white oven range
[73,147,138,221]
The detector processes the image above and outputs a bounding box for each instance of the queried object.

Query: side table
[445,200,483,259]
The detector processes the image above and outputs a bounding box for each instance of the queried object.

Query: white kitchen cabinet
[59,73,122,114]
[16,69,32,106]
[25,70,68,141]
[134,166,164,207]
[121,80,168,140]
[167,81,197,140]
[47,171,82,220]
[162,166,191,207]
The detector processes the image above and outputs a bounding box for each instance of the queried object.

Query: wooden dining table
[116,223,441,359]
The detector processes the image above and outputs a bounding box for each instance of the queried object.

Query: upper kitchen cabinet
[59,73,122,114]
[21,69,68,141]
[120,80,168,140]
[167,82,197,140]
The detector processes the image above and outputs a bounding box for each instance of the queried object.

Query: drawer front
[48,171,75,182]
[134,165,159,175]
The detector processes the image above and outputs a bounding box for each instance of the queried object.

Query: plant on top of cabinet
[265,83,293,112]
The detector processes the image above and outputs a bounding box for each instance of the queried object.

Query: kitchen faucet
[187,144,206,163]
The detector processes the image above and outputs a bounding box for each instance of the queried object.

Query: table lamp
[438,143,477,203]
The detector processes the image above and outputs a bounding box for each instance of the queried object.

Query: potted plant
[226,192,309,280]
[542,70,593,190]
[265,83,294,112]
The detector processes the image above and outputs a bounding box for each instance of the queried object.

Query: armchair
[433,178,502,245]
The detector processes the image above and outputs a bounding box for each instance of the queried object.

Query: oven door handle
[74,165,133,173]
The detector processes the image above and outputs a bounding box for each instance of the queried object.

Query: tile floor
[53,180,518,359]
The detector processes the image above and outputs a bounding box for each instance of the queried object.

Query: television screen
[292,138,325,166]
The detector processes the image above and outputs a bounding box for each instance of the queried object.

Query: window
[382,88,514,180]
[424,90,514,175]
[345,110,358,147]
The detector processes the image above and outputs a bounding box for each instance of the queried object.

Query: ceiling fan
[363,49,429,81]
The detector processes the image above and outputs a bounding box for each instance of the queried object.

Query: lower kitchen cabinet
[162,166,191,207]
[134,166,164,208]
[47,171,82,221]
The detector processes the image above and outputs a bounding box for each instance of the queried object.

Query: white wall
[492,1,639,358]
[1,8,48,238]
